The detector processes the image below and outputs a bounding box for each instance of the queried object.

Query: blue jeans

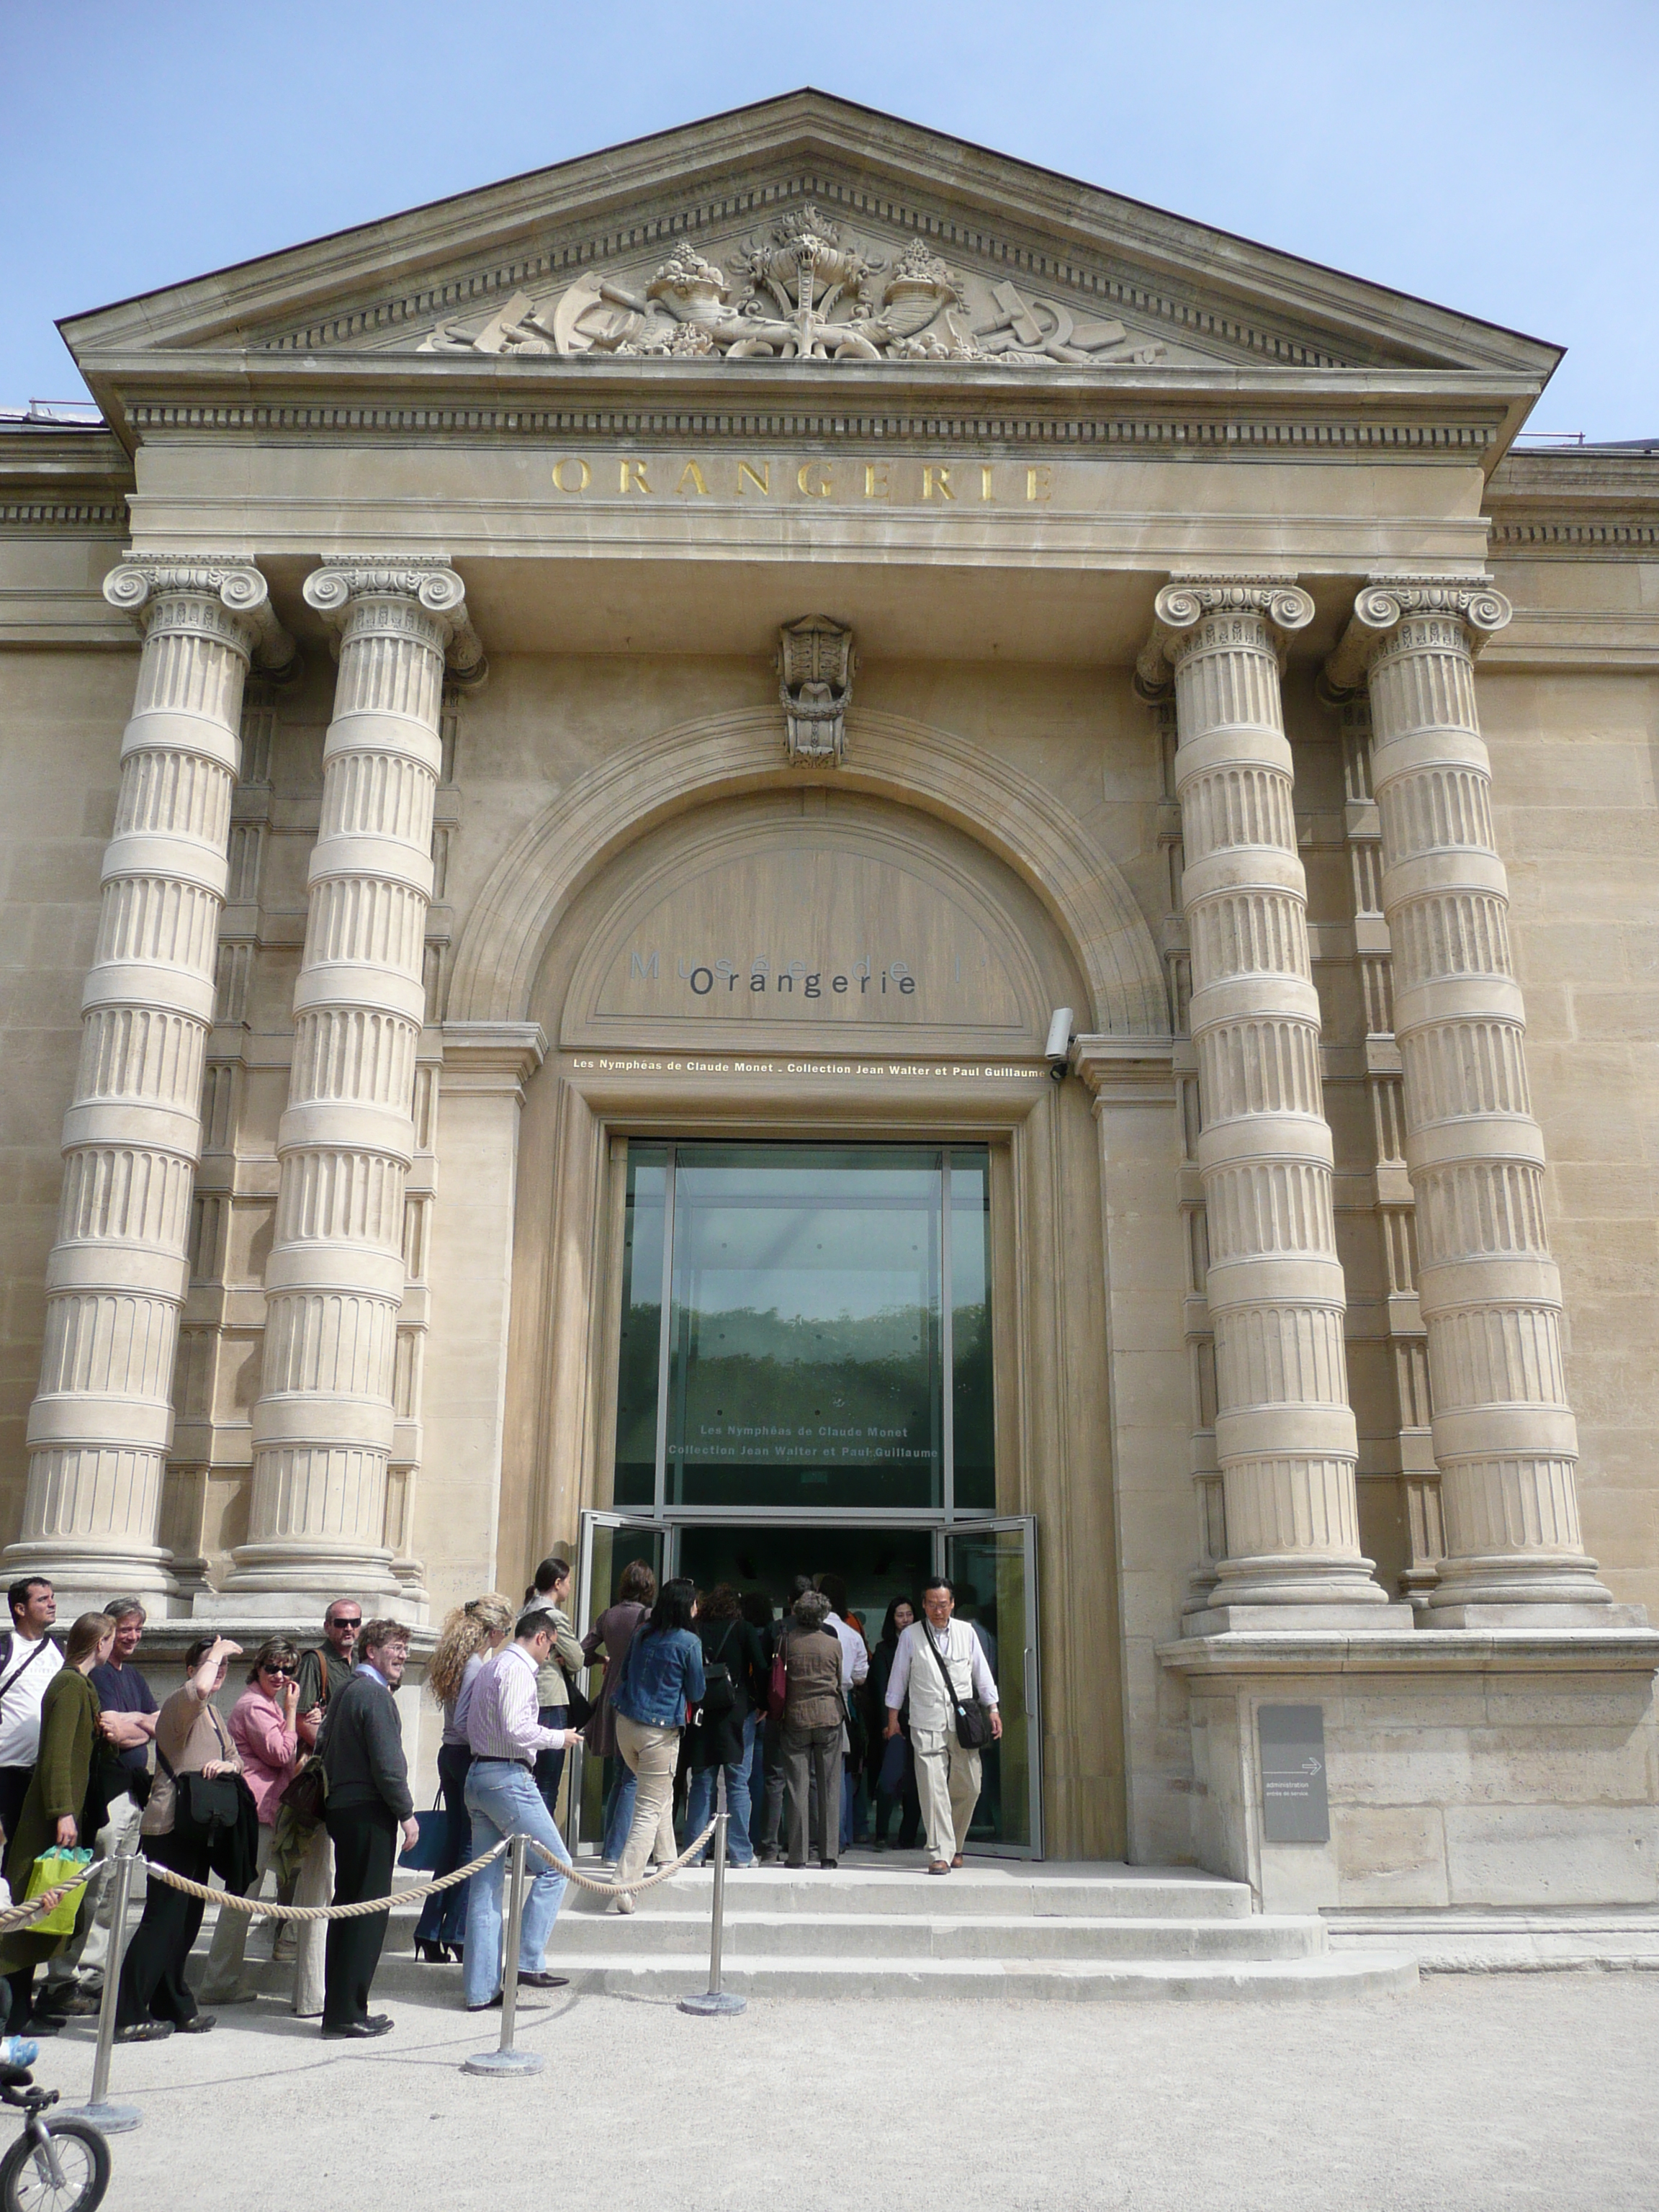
[462,1760,570,2010]
[413,1743,472,1948]
[602,1758,637,1863]
[685,1712,757,1866]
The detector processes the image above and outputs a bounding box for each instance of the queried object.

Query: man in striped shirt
[462,1606,583,2013]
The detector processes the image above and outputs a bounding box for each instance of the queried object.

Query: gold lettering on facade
[922,467,954,501]
[1026,464,1053,503]
[864,462,890,500]
[620,459,652,494]
[980,464,995,502]
[551,457,592,493]
[676,461,710,495]
[797,462,832,498]
[737,460,770,496]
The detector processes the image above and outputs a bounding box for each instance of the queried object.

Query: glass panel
[612,1146,667,1507]
[946,1522,1037,1853]
[573,1515,663,1853]
[667,1145,943,1509]
[678,1524,935,1638]
[950,1149,995,1511]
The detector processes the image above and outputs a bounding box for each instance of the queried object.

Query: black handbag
[560,1670,595,1731]
[924,1624,994,1751]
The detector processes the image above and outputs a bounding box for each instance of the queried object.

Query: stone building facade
[3,94,1657,1912]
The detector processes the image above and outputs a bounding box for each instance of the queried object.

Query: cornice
[1484,452,1659,559]
[0,428,134,531]
[77,349,1524,465]
[1159,1627,1659,1676]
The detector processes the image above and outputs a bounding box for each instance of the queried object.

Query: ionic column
[1324,577,1617,1622]
[224,558,482,1606]
[1137,577,1398,1626]
[9,557,294,1609]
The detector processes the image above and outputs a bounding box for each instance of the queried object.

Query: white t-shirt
[0,1634,63,1769]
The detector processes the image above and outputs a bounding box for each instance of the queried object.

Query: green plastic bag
[22,1848,92,1937]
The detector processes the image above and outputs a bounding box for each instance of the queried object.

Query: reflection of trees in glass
[681,1303,935,1456]
[953,1298,994,1508]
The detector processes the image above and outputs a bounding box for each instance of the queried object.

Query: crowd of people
[0,1557,999,2046]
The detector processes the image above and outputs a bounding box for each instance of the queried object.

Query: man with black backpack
[685,1584,767,1866]
[0,1581,60,1847]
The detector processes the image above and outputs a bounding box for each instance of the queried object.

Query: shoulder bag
[924,1624,994,1751]
[766,1629,788,1725]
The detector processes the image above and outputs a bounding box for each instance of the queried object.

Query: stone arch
[447,705,1167,1035]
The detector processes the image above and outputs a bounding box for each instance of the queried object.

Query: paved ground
[22,1971,1657,2211]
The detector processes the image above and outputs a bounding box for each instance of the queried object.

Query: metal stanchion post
[66,1850,142,2134]
[680,1766,745,2017]
[464,1833,544,2077]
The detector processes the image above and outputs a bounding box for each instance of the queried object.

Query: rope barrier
[138,1815,720,1920]
[142,1837,511,1921]
[529,1821,716,1896]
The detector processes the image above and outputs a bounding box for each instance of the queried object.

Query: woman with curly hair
[413,1593,514,1964]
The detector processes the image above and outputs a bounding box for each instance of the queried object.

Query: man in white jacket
[884,1577,1000,1874]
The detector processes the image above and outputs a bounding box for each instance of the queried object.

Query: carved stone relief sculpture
[420,205,1165,368]
[778,615,856,765]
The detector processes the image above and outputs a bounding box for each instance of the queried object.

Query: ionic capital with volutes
[103,552,297,673]
[1321,574,1512,698]
[302,554,486,685]
[1134,574,1315,701]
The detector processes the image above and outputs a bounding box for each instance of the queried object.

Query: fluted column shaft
[1140,579,1393,1621]
[230,559,479,1599]
[10,559,292,1604]
[1328,578,1613,1619]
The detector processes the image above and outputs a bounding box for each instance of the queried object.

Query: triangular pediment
[60,91,1559,395]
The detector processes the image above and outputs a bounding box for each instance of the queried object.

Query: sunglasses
[262,1665,295,1678]
[331,1619,361,1630]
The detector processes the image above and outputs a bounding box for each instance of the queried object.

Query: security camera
[1044,1006,1075,1082]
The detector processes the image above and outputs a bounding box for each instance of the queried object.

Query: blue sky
[4,0,1653,437]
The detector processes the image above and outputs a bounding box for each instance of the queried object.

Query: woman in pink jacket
[199,1638,300,2005]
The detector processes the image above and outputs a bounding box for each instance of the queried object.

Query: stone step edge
[519,1953,1420,1995]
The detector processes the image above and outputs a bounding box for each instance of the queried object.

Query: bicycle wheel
[0,2120,111,2212]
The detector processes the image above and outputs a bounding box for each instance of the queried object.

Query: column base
[1423,1601,1650,1629]
[1183,1600,1417,1635]
[191,1586,431,1629]
[0,1538,181,1618]
[218,1538,403,1606]
[1425,1552,1633,1626]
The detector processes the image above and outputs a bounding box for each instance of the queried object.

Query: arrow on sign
[1301,1758,1322,1776]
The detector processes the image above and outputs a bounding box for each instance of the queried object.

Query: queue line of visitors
[0,1554,1003,2050]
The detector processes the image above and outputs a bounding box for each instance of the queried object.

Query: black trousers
[323,1802,397,2028]
[0,1768,32,1846]
[532,1707,567,1822]
[117,1829,210,2028]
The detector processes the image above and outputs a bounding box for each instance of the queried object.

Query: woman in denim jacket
[608,1580,704,1913]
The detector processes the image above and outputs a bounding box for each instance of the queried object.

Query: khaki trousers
[912,1726,982,1863]
[613,1714,680,1889]
[289,1824,333,2017]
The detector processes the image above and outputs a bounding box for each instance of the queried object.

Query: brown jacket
[781,1624,843,1732]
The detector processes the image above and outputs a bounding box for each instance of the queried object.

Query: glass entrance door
[945,1517,1042,1858]
[612,1142,994,1515]
[570,1511,663,1854]
[595,1142,1043,1857]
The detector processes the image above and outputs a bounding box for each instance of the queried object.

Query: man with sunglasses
[285,1599,361,2018]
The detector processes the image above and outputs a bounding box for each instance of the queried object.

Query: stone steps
[207,1857,1417,2005]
